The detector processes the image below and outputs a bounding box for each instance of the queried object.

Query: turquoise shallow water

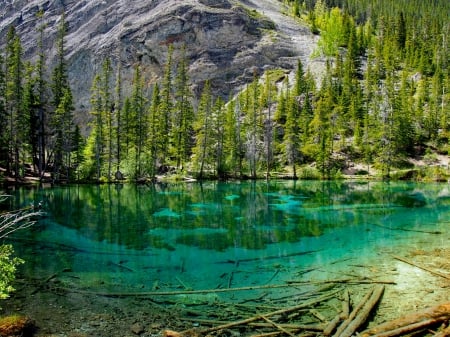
[4,180,449,296]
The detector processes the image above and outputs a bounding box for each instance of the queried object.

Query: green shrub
[0,244,23,301]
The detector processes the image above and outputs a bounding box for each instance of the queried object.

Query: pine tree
[54,87,74,180]
[130,66,147,179]
[5,27,24,179]
[0,54,7,170]
[223,98,239,177]
[100,58,113,179]
[309,70,334,178]
[282,94,301,178]
[114,61,123,176]
[71,124,84,180]
[23,63,37,173]
[158,46,174,165]
[35,9,47,178]
[192,80,213,179]
[243,75,262,179]
[89,74,103,180]
[171,46,194,172]
[50,13,74,180]
[148,83,161,178]
[212,97,226,178]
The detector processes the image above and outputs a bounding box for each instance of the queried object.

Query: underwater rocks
[130,322,145,335]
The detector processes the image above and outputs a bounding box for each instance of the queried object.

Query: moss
[0,315,35,337]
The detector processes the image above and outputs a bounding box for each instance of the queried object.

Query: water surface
[3,181,450,321]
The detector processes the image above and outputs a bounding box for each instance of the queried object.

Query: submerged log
[197,290,339,334]
[391,255,450,281]
[360,302,450,337]
[337,285,384,337]
[332,285,384,337]
[434,324,450,337]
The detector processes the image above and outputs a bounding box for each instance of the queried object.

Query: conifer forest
[0,0,449,183]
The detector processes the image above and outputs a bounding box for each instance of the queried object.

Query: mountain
[0,0,316,119]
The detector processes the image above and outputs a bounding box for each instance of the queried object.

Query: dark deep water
[2,180,450,335]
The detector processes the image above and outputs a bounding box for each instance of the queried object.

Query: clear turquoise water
[4,181,450,300]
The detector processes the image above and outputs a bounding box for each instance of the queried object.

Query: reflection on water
[4,180,450,293]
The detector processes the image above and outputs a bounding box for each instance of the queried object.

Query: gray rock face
[0,0,315,119]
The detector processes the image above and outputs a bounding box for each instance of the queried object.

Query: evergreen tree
[212,97,226,178]
[130,66,147,179]
[114,61,123,176]
[50,13,74,180]
[147,83,161,178]
[100,58,113,179]
[5,27,24,179]
[243,76,263,179]
[282,94,301,178]
[53,87,74,180]
[0,55,7,170]
[223,98,240,177]
[35,9,47,178]
[23,63,37,173]
[192,81,213,179]
[158,46,174,165]
[88,74,103,180]
[171,46,194,172]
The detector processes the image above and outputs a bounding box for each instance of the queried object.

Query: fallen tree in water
[360,303,450,337]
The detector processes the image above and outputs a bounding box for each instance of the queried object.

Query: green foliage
[0,244,24,300]
[0,2,449,182]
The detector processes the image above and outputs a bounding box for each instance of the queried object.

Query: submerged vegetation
[0,1,448,183]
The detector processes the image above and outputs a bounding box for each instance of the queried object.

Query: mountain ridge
[0,0,316,120]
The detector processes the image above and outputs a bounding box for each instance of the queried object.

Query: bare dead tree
[0,195,43,239]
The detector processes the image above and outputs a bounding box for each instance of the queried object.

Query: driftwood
[59,279,389,297]
[323,289,351,335]
[341,289,350,319]
[58,282,303,297]
[259,315,297,337]
[391,255,450,281]
[373,223,442,235]
[197,290,339,334]
[180,318,324,331]
[217,249,320,265]
[337,285,384,337]
[360,302,450,337]
[323,314,342,336]
[250,331,316,337]
[434,324,450,337]
[332,285,384,337]
[286,279,396,285]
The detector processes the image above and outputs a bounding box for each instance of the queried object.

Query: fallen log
[360,302,450,337]
[372,223,442,235]
[196,290,339,334]
[434,324,450,337]
[341,288,350,319]
[364,318,443,337]
[260,315,297,337]
[336,285,384,337]
[217,249,321,264]
[286,279,396,285]
[391,255,450,281]
[323,314,342,336]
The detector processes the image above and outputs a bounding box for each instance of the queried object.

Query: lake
[2,180,450,336]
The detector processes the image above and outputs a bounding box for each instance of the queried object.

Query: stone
[130,322,145,335]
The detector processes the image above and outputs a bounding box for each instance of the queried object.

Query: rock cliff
[0,0,316,118]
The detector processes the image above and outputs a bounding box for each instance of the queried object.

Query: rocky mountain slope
[0,0,316,118]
